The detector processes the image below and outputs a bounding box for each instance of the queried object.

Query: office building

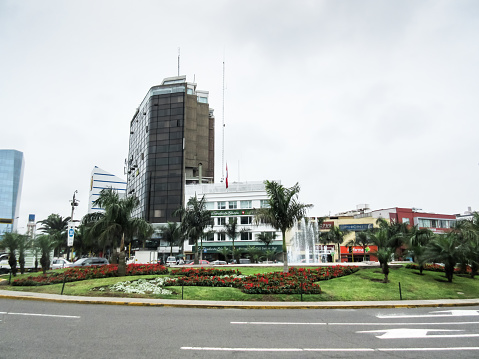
[126,75,214,224]
[0,150,25,235]
[88,166,127,213]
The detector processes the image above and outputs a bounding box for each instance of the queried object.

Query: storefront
[340,245,378,262]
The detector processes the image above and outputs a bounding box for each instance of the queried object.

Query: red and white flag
[225,163,229,189]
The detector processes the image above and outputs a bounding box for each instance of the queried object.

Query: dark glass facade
[126,77,214,224]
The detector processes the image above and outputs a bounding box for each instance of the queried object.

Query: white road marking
[377,310,479,319]
[358,328,479,339]
[181,346,479,352]
[231,321,479,326]
[6,312,80,319]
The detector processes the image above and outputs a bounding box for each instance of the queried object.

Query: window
[217,217,226,226]
[241,232,253,241]
[260,200,270,208]
[241,216,252,225]
[229,201,237,209]
[217,201,226,209]
[205,232,214,241]
[402,218,410,225]
[205,202,214,210]
[240,200,252,209]
[154,210,163,218]
[218,233,226,241]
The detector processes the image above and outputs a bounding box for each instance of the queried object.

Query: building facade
[88,166,127,213]
[0,150,25,235]
[126,76,214,224]
[181,181,282,261]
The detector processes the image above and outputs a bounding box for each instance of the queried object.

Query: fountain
[287,218,332,264]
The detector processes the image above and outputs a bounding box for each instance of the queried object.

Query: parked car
[71,257,109,267]
[51,258,72,269]
[166,256,177,266]
[186,260,210,265]
[211,260,227,265]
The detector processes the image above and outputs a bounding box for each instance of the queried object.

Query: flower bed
[405,263,472,273]
[12,263,168,286]
[170,267,241,277]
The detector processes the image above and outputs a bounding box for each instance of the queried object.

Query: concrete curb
[1,289,479,309]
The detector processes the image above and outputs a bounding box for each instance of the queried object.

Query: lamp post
[68,191,79,260]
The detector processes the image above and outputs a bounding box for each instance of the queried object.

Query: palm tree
[219,218,244,263]
[174,195,212,265]
[321,226,350,263]
[345,231,372,262]
[17,233,28,275]
[368,227,394,283]
[376,218,409,259]
[0,232,19,276]
[217,246,231,262]
[408,226,433,274]
[35,234,56,275]
[159,222,182,256]
[86,188,152,276]
[38,214,71,258]
[424,232,462,282]
[256,231,277,249]
[255,181,312,272]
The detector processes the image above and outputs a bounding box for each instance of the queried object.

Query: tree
[85,188,152,276]
[219,218,244,264]
[368,227,394,283]
[217,247,231,262]
[424,232,462,283]
[321,226,350,263]
[452,213,479,277]
[0,232,19,276]
[159,222,182,256]
[245,246,263,263]
[376,218,409,259]
[38,214,71,258]
[256,231,277,249]
[174,195,212,265]
[345,231,372,262]
[407,226,433,274]
[35,234,56,275]
[255,181,312,272]
[17,233,28,275]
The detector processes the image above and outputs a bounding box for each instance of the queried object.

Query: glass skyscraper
[0,149,25,235]
[126,76,215,224]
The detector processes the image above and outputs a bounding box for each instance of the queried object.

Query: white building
[180,181,282,260]
[88,166,127,213]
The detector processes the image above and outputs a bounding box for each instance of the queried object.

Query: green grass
[2,266,479,302]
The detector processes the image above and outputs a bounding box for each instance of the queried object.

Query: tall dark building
[126,76,214,224]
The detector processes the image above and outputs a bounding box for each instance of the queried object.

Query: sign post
[67,223,75,247]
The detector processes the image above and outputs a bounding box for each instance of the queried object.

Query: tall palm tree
[368,227,394,283]
[35,234,56,275]
[256,231,277,249]
[174,195,212,265]
[255,180,312,272]
[86,188,152,276]
[38,214,71,258]
[321,226,350,263]
[159,222,182,256]
[0,232,19,276]
[346,231,372,262]
[424,232,462,282]
[220,218,244,263]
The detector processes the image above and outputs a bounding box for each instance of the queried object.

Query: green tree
[345,231,372,262]
[0,232,19,276]
[219,218,245,263]
[38,214,71,258]
[407,226,433,274]
[255,181,312,272]
[245,246,263,263]
[159,222,182,256]
[174,195,212,265]
[321,226,350,263]
[85,188,152,276]
[17,233,28,275]
[256,231,277,249]
[425,232,462,282]
[217,247,231,262]
[35,234,56,275]
[368,227,394,283]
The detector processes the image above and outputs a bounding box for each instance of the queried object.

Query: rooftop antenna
[177,47,180,76]
[221,60,225,182]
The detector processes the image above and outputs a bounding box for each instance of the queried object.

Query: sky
[1,0,478,232]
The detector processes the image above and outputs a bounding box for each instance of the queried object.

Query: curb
[1,291,479,309]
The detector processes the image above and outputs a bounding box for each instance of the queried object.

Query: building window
[402,218,410,225]
[240,200,252,209]
[154,210,162,217]
[229,201,237,209]
[217,217,226,226]
[241,216,252,225]
[241,232,253,241]
[260,200,270,208]
[205,202,214,210]
[205,232,214,241]
[217,201,226,209]
[218,233,226,241]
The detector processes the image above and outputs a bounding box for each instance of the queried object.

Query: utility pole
[67,191,79,260]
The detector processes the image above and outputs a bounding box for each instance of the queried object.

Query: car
[186,260,210,265]
[166,256,177,266]
[71,257,109,267]
[211,260,227,265]
[51,258,72,269]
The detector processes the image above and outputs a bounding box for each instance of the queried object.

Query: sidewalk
[1,288,479,309]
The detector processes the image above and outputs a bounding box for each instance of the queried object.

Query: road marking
[231,321,479,326]
[181,347,479,352]
[377,310,479,319]
[358,328,479,339]
[6,312,80,319]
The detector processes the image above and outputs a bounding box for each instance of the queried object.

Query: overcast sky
[1,0,478,231]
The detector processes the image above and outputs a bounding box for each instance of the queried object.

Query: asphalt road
[1,299,479,358]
